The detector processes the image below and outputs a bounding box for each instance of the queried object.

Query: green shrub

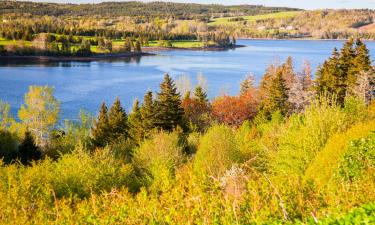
[273,99,348,176]
[132,131,185,192]
[305,120,375,185]
[194,124,241,178]
[338,132,375,182]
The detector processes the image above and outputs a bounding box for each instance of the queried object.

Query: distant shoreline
[0,45,246,62]
[238,37,375,42]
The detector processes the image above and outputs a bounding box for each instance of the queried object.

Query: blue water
[1,39,375,121]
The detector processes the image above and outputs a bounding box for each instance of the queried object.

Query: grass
[114,40,206,49]
[208,11,302,26]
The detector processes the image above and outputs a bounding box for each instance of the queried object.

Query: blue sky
[29,0,375,9]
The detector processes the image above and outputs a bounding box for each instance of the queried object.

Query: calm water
[1,39,375,121]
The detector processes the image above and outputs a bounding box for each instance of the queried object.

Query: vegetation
[0,37,374,224]
[0,1,374,58]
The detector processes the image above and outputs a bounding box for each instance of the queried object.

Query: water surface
[1,40,374,120]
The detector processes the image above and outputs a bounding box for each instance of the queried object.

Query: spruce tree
[154,74,185,131]
[128,98,144,143]
[316,47,345,103]
[18,130,41,165]
[261,70,289,118]
[108,97,128,142]
[92,102,110,147]
[140,91,156,134]
[194,86,208,103]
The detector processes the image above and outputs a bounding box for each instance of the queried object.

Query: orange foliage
[211,90,259,127]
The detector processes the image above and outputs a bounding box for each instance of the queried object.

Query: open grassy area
[208,11,302,26]
[114,40,206,49]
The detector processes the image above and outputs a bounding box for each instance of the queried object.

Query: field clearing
[114,40,205,48]
[208,11,301,26]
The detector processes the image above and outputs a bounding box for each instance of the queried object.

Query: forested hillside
[0,38,374,224]
[0,1,296,19]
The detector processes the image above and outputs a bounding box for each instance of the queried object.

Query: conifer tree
[261,70,289,117]
[92,102,110,147]
[339,38,356,90]
[154,74,185,131]
[140,91,156,134]
[316,47,345,103]
[108,97,128,142]
[194,86,208,103]
[18,130,41,165]
[128,98,144,143]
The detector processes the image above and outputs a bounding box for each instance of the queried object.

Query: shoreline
[237,37,375,42]
[0,45,246,62]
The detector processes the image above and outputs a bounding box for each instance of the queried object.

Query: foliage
[132,131,185,192]
[338,132,375,182]
[18,86,60,147]
[194,124,241,178]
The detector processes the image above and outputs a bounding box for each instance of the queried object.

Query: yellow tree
[18,86,60,147]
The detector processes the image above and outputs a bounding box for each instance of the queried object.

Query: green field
[114,40,206,49]
[208,11,301,26]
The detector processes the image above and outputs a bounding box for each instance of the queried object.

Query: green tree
[108,97,128,142]
[261,70,289,118]
[140,91,156,135]
[154,74,185,131]
[194,86,208,103]
[92,102,110,147]
[18,86,60,147]
[128,98,144,143]
[18,130,41,165]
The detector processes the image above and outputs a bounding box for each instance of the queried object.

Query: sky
[28,0,375,10]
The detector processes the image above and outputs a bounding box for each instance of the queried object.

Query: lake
[1,39,375,121]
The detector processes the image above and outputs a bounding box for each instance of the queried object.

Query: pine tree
[261,70,289,118]
[154,74,185,131]
[194,86,208,103]
[108,97,128,142]
[339,38,356,91]
[140,91,156,134]
[128,98,144,143]
[18,130,41,165]
[92,102,110,147]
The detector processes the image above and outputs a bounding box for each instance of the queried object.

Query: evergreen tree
[261,70,289,117]
[92,102,110,147]
[316,47,345,103]
[128,98,144,143]
[154,74,185,131]
[339,38,356,91]
[18,130,41,165]
[194,86,208,103]
[108,97,128,142]
[140,91,156,134]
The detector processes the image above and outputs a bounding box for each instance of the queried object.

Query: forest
[0,38,374,224]
[0,1,374,57]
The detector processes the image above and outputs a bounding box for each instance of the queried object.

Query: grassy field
[208,11,301,26]
[114,40,206,48]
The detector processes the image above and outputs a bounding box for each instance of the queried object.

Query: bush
[305,120,375,185]
[338,132,375,182]
[194,124,241,178]
[132,131,185,192]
